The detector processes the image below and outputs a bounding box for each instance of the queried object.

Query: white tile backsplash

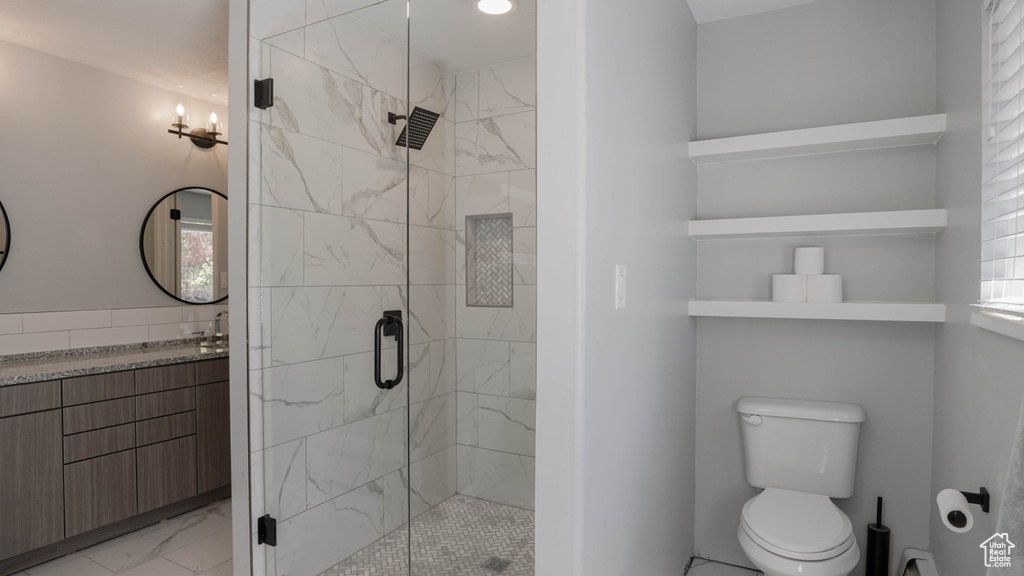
[110,307,183,328]
[23,310,111,333]
[0,314,22,336]
[147,321,216,343]
[69,326,150,349]
[0,304,228,356]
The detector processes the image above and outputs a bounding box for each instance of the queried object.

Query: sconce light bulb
[176,103,185,117]
[209,112,218,125]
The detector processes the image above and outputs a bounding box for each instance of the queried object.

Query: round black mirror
[140,187,228,304]
[0,200,9,273]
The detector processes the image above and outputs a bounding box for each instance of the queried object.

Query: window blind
[984,0,1024,317]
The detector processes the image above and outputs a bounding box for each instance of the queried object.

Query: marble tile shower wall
[248,2,459,575]
[453,58,538,511]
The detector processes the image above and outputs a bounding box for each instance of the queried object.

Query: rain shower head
[388,107,440,151]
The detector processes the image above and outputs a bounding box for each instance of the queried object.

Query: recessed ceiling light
[476,0,515,15]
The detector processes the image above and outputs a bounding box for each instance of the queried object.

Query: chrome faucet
[214,312,229,340]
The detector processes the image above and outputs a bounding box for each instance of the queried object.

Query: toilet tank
[737,397,866,498]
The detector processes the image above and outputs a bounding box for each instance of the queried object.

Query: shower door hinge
[257,514,277,546]
[254,78,274,110]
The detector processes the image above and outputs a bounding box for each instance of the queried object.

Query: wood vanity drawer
[137,435,197,513]
[63,424,135,463]
[64,450,137,537]
[0,380,61,417]
[196,382,230,492]
[63,397,135,435]
[195,358,229,385]
[137,412,196,447]
[62,371,134,406]
[136,388,195,421]
[136,363,195,395]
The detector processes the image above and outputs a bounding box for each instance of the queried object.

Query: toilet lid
[741,488,853,556]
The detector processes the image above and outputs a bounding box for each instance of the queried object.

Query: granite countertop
[0,341,230,386]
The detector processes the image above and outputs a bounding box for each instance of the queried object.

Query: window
[180,219,214,302]
[983,0,1024,317]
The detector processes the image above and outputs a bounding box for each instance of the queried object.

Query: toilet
[736,397,867,576]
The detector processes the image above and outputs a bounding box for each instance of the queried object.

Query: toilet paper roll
[937,489,974,533]
[772,274,807,302]
[808,275,843,303]
[795,247,826,275]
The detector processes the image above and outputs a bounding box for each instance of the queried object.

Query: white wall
[576,2,699,575]
[535,0,585,572]
[226,0,250,572]
[0,39,228,315]
[931,1,1024,574]
[693,1,938,573]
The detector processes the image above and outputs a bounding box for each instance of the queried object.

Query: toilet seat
[741,518,855,561]
[740,488,854,561]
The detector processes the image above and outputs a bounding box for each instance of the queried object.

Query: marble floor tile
[17,499,234,576]
[86,506,232,573]
[686,557,763,576]
[208,500,234,519]
[115,557,195,576]
[322,494,533,576]
[163,529,233,574]
[198,560,234,576]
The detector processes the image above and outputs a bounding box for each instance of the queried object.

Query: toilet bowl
[736,488,860,576]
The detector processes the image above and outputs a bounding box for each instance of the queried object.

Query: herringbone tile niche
[466,214,514,307]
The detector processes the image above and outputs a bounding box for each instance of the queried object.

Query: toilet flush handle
[742,414,763,426]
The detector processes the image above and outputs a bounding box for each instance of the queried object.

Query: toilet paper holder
[960,487,991,513]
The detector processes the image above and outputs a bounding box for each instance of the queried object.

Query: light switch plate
[615,265,627,310]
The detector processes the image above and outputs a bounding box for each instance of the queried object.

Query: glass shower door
[249,0,414,574]
[249,0,536,572]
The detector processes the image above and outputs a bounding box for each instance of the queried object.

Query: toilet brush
[866,496,890,576]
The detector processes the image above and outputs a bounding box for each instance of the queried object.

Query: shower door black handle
[374,311,404,390]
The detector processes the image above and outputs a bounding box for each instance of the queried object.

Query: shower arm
[387,112,407,125]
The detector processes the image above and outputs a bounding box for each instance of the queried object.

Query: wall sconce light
[169,103,228,148]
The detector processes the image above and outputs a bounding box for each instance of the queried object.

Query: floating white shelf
[688,209,947,239]
[689,114,947,164]
[688,300,946,323]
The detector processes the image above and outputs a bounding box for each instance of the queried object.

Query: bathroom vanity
[0,344,230,575]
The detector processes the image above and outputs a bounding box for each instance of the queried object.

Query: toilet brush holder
[866,496,890,576]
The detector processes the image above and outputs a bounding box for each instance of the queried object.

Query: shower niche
[466,213,514,308]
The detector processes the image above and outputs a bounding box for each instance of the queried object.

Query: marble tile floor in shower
[321,495,535,576]
[11,498,233,576]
